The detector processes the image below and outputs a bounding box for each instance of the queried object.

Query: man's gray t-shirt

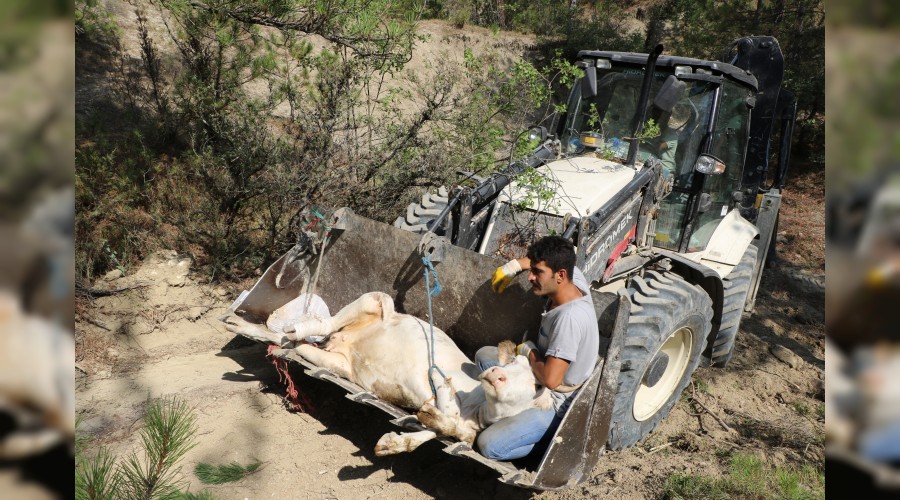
[536,267,599,412]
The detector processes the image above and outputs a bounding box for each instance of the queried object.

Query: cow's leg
[221,315,286,345]
[294,344,352,379]
[374,430,437,456]
[434,382,460,420]
[417,403,477,444]
[286,292,394,341]
[417,380,477,444]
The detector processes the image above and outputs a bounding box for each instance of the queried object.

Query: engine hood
[505,155,638,217]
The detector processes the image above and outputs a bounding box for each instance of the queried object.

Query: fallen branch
[76,281,150,297]
[83,316,111,331]
[689,382,733,432]
[691,397,733,432]
[648,442,673,454]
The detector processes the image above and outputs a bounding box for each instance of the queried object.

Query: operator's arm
[491,257,532,293]
[526,350,569,390]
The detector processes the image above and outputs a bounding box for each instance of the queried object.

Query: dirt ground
[74,9,825,498]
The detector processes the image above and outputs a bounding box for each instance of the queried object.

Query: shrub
[76,396,211,500]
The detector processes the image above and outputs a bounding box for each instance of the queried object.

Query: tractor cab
[556,52,757,255]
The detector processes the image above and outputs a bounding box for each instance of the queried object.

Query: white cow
[223,292,551,454]
[0,291,74,459]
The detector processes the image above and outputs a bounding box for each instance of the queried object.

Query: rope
[421,255,447,399]
[267,344,317,415]
[302,208,332,233]
[302,209,331,315]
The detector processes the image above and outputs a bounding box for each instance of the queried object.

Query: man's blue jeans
[474,346,564,461]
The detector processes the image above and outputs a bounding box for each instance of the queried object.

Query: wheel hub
[643,352,670,387]
[633,326,693,422]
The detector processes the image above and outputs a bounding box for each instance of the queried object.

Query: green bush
[76,0,580,282]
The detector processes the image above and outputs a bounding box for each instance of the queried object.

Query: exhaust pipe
[625,44,664,167]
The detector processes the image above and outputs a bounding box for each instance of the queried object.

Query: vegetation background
[74,0,825,283]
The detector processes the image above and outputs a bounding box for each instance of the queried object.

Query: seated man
[657,101,692,176]
[475,236,599,460]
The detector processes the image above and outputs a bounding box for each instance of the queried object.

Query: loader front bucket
[228,208,626,489]
[233,207,546,356]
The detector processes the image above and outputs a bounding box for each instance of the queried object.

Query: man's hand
[491,258,523,293]
[516,340,537,358]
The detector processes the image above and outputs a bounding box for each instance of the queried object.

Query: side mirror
[528,126,548,143]
[581,65,598,99]
[694,154,726,175]
[653,75,687,112]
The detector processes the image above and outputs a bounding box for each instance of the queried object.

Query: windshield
[561,68,717,181]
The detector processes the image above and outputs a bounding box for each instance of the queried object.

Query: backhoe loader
[225,36,796,490]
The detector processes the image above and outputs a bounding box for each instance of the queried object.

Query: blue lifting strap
[421,256,447,398]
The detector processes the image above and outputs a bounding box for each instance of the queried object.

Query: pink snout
[482,366,508,389]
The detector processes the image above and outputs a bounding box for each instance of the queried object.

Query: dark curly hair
[526,236,576,280]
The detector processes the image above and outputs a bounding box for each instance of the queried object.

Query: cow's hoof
[374,432,406,456]
[221,315,276,343]
[497,340,516,365]
[375,430,435,456]
[416,404,448,430]
[221,314,248,333]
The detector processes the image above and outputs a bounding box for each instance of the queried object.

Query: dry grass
[75,293,120,372]
[75,326,116,371]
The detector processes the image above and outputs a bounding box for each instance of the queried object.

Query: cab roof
[577,50,758,91]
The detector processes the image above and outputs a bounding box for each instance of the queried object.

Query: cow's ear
[376,292,395,320]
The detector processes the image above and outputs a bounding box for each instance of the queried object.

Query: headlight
[694,154,726,175]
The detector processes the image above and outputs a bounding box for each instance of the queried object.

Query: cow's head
[479,355,542,410]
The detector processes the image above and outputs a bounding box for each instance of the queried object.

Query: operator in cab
[474,236,599,460]
[657,101,692,177]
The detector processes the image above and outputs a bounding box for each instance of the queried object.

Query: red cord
[267,344,317,416]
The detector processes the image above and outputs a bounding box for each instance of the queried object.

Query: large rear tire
[607,270,713,450]
[392,187,450,235]
[709,244,758,367]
